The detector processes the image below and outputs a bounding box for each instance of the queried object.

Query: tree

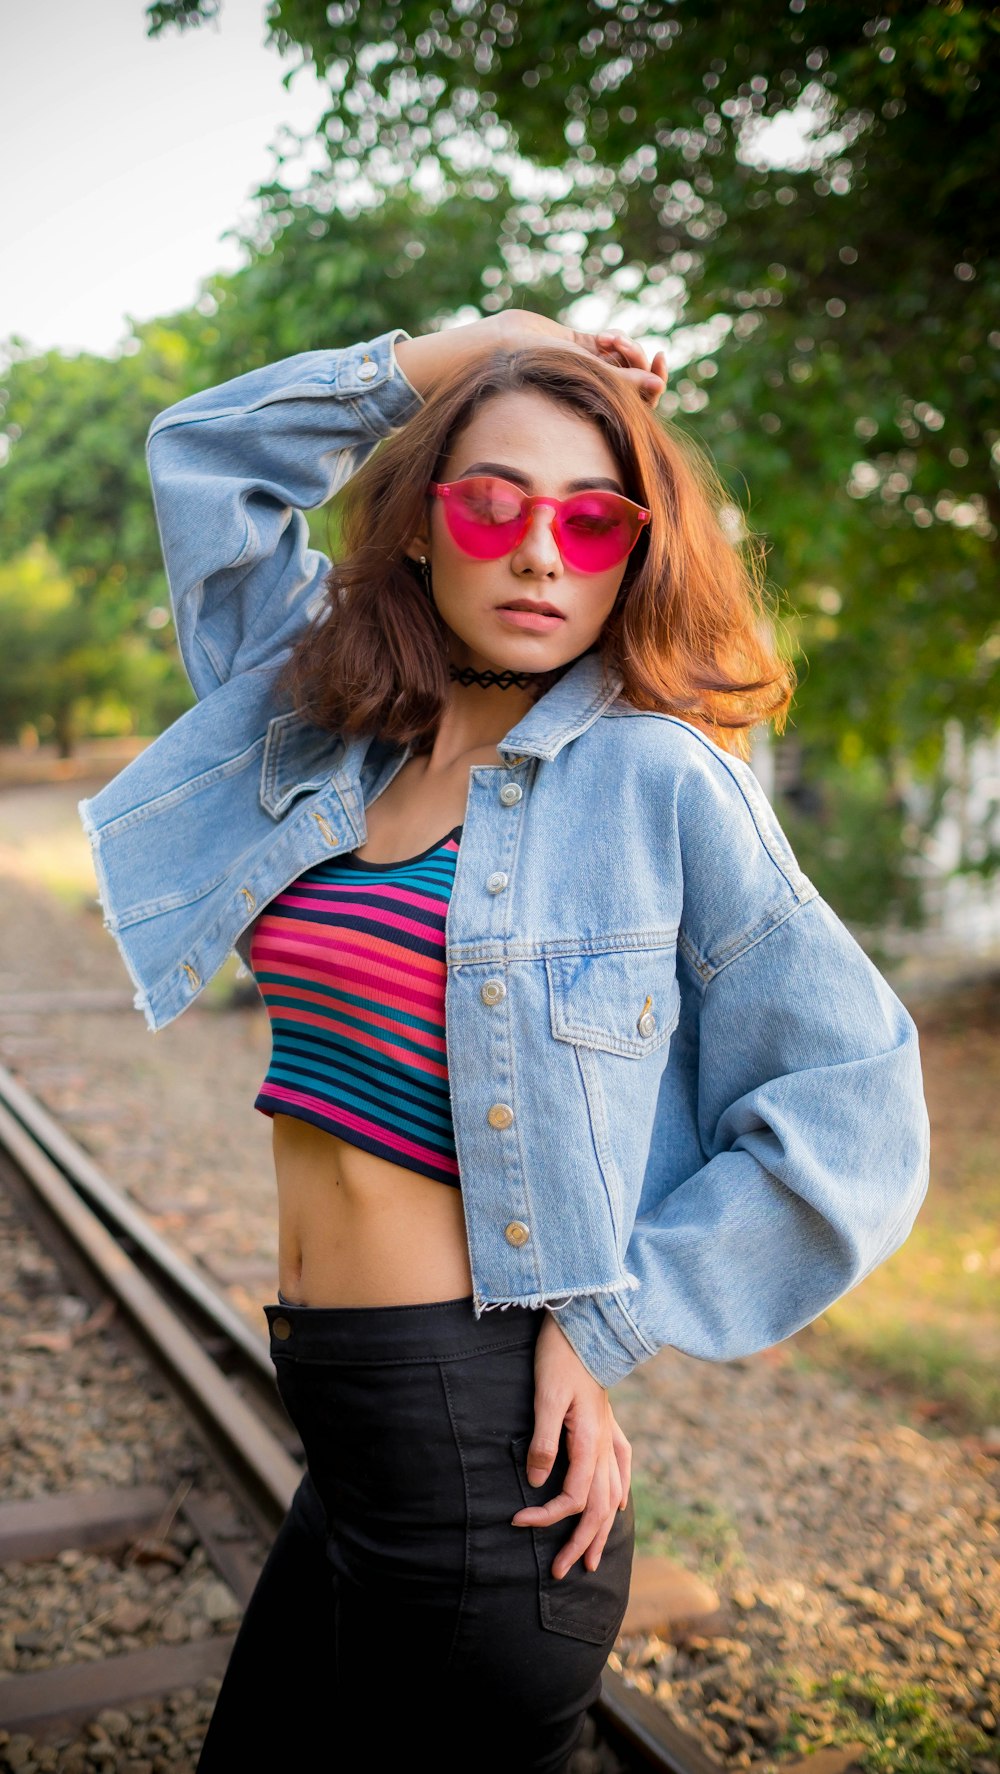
[0,337,200,748]
[0,540,173,755]
[143,0,999,759]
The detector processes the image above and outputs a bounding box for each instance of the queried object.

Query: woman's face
[408,390,633,676]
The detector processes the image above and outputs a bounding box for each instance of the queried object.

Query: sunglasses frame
[426,475,651,573]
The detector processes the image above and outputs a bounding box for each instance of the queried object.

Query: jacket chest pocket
[544,946,680,1059]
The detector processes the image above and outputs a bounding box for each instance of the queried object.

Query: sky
[1,0,329,359]
[0,3,820,367]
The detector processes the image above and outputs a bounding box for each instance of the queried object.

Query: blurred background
[0,4,997,1741]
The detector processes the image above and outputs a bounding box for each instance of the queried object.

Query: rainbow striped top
[249,826,463,1189]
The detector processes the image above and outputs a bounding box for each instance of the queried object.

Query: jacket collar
[260,648,624,816]
[495,650,624,762]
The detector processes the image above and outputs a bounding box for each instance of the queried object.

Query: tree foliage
[0,339,199,748]
[144,0,999,771]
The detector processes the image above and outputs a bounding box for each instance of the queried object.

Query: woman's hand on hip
[395,309,667,407]
[511,1309,633,1579]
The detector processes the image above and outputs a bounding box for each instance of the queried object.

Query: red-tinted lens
[554,492,644,572]
[439,477,527,559]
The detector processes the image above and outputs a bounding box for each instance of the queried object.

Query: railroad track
[0,1061,724,1773]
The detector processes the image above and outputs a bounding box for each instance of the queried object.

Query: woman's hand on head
[488,310,667,406]
[395,309,667,408]
[512,1309,633,1579]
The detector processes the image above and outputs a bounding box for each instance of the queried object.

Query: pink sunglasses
[427,475,651,574]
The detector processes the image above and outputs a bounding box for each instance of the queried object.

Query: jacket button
[505,1221,531,1248]
[272,1317,292,1340]
[638,1011,656,1037]
[499,783,522,805]
[357,358,378,382]
[487,1102,514,1129]
[487,871,508,894]
[312,811,338,845]
[480,979,506,1006]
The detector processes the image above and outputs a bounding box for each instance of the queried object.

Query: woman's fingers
[512,1428,598,1530]
[562,326,668,405]
[551,1496,611,1580]
[595,333,667,405]
[595,330,649,369]
[523,1391,565,1488]
[514,1434,625,1578]
[553,1452,622,1579]
[610,1414,633,1508]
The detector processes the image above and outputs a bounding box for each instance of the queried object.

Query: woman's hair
[274,344,794,761]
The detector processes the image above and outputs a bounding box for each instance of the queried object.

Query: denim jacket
[78,329,930,1388]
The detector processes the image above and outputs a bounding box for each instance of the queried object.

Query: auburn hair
[274,343,794,761]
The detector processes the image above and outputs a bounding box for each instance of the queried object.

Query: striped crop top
[249,827,463,1189]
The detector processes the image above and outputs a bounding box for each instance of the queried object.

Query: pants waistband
[265,1294,544,1364]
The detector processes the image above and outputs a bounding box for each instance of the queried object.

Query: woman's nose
[511,505,563,575]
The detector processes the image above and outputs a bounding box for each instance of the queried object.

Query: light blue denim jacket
[78,328,930,1388]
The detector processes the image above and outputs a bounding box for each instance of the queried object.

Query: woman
[79,309,929,1772]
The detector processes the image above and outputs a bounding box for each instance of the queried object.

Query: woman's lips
[495,606,565,631]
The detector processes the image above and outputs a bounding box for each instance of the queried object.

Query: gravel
[0,1188,243,1772]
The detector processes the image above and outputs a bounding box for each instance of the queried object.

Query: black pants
[195,1294,634,1774]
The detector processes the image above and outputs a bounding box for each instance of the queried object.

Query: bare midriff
[274,1117,474,1306]
[271,742,502,1308]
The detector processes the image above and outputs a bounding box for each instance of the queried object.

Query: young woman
[79,309,929,1772]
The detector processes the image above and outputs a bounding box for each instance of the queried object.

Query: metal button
[638,1011,656,1037]
[499,783,522,806]
[312,811,338,846]
[505,1221,531,1248]
[272,1317,292,1340]
[487,1102,514,1129]
[487,871,509,894]
[480,979,506,1006]
[357,359,378,382]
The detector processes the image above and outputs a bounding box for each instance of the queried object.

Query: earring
[417,554,433,601]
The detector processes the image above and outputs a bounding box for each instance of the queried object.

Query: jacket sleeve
[145,329,423,700]
[552,742,931,1389]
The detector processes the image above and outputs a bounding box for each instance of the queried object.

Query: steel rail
[0,1062,273,1381]
[0,1093,299,1538]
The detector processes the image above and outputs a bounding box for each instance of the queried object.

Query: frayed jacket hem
[472,1278,639,1323]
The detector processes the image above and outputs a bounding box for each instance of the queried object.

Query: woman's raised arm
[395,312,666,404]
[145,331,424,701]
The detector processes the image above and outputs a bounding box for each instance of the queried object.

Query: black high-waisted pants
[195,1294,634,1774]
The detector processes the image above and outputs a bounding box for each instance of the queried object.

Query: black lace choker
[448,663,538,690]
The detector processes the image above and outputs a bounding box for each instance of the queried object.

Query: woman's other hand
[512,1309,633,1579]
[395,309,667,408]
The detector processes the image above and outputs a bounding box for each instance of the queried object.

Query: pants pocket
[510,1434,634,1647]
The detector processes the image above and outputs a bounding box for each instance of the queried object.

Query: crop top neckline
[339,824,463,872]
